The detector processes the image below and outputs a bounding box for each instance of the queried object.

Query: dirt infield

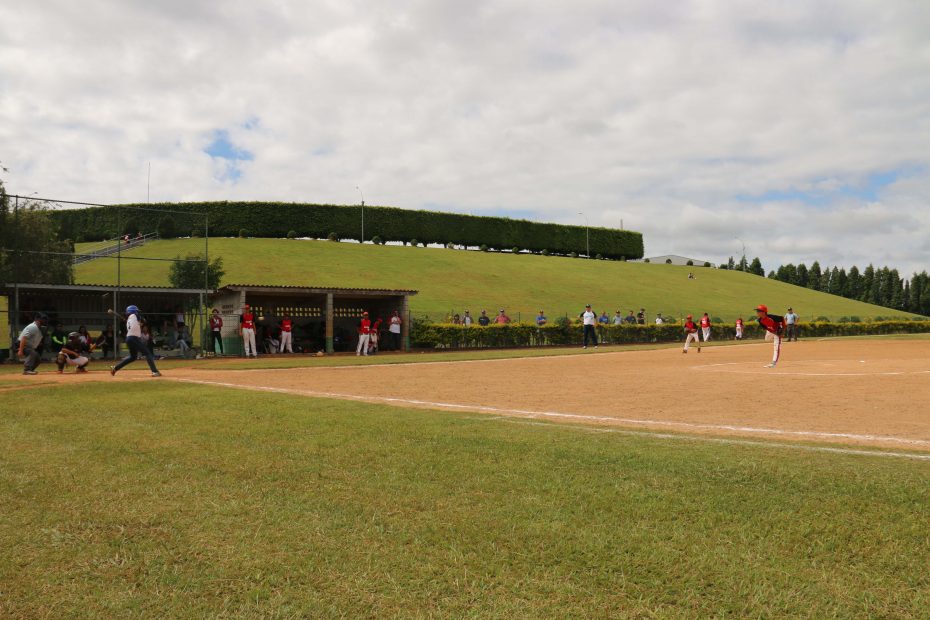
[9,339,930,451]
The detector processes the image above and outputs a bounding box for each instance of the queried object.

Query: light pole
[735,237,746,270]
[356,186,365,243]
[578,212,589,258]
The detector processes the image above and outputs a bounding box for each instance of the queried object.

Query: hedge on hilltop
[52,202,645,260]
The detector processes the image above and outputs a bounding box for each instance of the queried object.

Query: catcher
[57,331,92,373]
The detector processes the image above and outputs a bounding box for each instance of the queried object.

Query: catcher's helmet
[126,305,140,315]
[68,331,80,338]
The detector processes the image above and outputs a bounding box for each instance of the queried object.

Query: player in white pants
[682,315,701,353]
[700,312,711,342]
[241,304,257,358]
[755,304,786,367]
[356,311,371,356]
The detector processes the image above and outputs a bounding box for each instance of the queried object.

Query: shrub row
[53,202,645,260]
[410,320,930,349]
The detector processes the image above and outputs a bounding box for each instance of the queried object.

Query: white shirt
[127,314,142,338]
[463,315,473,326]
[786,312,798,324]
[389,316,402,334]
[655,317,664,324]
[613,315,623,325]
[582,311,596,326]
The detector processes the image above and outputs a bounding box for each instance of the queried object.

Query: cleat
[765,363,776,368]
[23,370,37,375]
[682,349,687,354]
[151,371,162,377]
[110,366,116,376]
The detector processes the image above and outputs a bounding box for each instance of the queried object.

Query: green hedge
[53,202,645,260]
[410,320,930,349]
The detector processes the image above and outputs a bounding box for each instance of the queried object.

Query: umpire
[17,313,47,375]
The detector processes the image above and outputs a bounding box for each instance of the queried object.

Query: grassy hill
[75,238,919,322]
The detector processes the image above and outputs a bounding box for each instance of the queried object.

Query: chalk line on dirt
[170,377,930,451]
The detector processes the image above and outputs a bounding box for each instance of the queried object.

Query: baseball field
[2,336,930,617]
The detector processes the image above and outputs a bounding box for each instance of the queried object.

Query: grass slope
[75,238,917,321]
[2,382,929,617]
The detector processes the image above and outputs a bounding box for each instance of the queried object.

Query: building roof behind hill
[633,254,713,266]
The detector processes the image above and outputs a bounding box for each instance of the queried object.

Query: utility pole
[356,186,365,243]
[578,212,589,257]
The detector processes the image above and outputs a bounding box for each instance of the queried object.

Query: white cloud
[1,0,928,273]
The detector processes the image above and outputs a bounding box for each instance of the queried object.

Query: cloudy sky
[1,0,928,273]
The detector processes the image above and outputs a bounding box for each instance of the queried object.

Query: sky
[1,0,928,274]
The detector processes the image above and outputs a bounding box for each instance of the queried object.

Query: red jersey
[700,316,710,328]
[736,319,743,327]
[757,314,786,335]
[210,315,223,330]
[684,320,698,333]
[241,312,255,330]
[358,318,371,334]
[281,319,292,333]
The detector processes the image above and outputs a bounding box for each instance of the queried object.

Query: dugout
[210,284,417,354]
[3,282,210,360]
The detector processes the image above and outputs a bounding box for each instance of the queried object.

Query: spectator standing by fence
[536,310,547,326]
[581,304,598,349]
[785,307,799,341]
[210,309,224,355]
[389,311,402,350]
[637,309,646,325]
[625,311,637,324]
[478,310,490,326]
[598,311,610,325]
[463,310,473,326]
[613,311,623,325]
[495,309,510,324]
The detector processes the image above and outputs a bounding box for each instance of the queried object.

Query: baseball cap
[687,314,693,319]
[585,304,591,308]
[755,304,768,313]
[363,311,369,316]
[787,307,793,311]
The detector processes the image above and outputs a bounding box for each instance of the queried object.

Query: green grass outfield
[74,238,917,322]
[2,381,930,617]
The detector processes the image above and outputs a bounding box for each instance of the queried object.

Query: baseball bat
[107,308,127,322]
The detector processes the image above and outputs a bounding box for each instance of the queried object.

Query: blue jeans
[583,325,598,346]
[114,336,159,373]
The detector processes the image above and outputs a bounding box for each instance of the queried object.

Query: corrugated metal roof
[7,282,209,294]
[218,284,418,295]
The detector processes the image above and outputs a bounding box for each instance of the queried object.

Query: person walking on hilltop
[110,305,161,377]
[581,304,598,349]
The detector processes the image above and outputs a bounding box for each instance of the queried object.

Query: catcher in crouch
[57,331,91,373]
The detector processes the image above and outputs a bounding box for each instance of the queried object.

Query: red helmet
[755,304,768,313]
[686,314,693,319]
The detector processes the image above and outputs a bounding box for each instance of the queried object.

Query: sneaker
[23,370,37,375]
[151,371,162,377]
[682,349,687,354]
[765,363,776,368]
[110,366,116,376]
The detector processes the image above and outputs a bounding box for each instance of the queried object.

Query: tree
[0,179,74,285]
[727,256,735,270]
[748,257,764,276]
[738,255,748,272]
[807,261,822,290]
[168,254,225,290]
[847,266,862,299]
[157,216,177,239]
[796,262,809,288]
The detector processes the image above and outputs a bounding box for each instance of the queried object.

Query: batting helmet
[68,331,80,338]
[126,305,140,315]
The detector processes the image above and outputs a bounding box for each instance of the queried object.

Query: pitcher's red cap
[687,314,693,319]
[755,304,768,313]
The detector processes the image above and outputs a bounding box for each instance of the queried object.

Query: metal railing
[72,232,158,265]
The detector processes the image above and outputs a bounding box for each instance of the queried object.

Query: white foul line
[170,377,930,452]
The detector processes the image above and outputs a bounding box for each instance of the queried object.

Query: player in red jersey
[279,314,294,353]
[735,317,744,340]
[241,304,257,358]
[682,314,701,353]
[755,304,786,368]
[356,311,371,356]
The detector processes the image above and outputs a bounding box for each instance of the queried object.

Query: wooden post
[325,293,334,354]
[401,294,410,352]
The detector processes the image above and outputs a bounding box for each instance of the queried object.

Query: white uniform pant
[242,328,257,356]
[356,333,370,355]
[702,327,711,342]
[65,355,89,367]
[279,331,293,353]
[765,331,782,363]
[684,332,701,351]
[735,326,743,339]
